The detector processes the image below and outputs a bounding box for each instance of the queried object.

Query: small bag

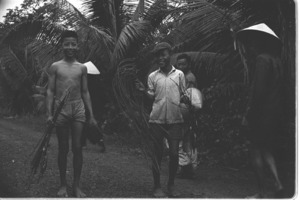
[185,87,203,110]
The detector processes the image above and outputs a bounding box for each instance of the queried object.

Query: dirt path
[0,116,260,198]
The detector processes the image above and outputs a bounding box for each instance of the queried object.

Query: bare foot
[57,185,68,197]
[167,185,180,197]
[245,193,263,199]
[73,186,86,198]
[153,187,167,198]
[275,182,284,191]
[274,188,285,198]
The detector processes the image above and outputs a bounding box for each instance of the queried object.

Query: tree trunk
[108,0,117,40]
[132,0,145,21]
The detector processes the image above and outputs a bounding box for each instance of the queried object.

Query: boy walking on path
[46,30,97,197]
[137,42,187,197]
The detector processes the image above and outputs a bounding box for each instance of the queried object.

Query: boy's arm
[81,65,97,125]
[46,64,56,123]
[180,72,187,93]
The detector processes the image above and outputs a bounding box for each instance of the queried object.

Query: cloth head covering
[152,42,172,54]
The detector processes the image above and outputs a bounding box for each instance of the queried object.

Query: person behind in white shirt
[176,53,198,179]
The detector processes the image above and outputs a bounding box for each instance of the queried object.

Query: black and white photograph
[0,0,296,198]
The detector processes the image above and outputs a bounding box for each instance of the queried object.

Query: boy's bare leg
[167,139,180,197]
[56,126,69,197]
[71,121,86,197]
[151,137,166,197]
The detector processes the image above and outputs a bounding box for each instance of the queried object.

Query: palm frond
[28,39,61,71]
[82,0,126,37]
[77,24,115,71]
[111,0,177,69]
[112,58,157,166]
[143,0,175,27]
[165,3,235,52]
[111,20,153,68]
[202,82,246,101]
[131,0,161,21]
[29,22,115,78]
[50,0,90,25]
[0,46,28,90]
[0,20,44,45]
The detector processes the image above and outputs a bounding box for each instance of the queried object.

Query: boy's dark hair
[177,53,191,64]
[61,30,78,42]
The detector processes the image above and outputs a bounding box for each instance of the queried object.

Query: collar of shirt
[158,65,176,76]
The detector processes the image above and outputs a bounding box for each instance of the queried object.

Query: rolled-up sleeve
[147,75,155,98]
[179,72,186,95]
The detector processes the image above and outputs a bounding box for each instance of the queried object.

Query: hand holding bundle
[181,88,203,110]
[29,88,70,181]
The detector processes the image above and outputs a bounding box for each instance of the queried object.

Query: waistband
[55,98,83,104]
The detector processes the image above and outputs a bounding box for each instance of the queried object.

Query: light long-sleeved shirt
[147,66,186,124]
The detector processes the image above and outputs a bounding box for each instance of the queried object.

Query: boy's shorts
[150,123,183,140]
[55,99,86,127]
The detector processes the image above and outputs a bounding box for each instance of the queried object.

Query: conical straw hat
[84,61,100,75]
[235,23,281,52]
[239,23,279,39]
[237,23,280,41]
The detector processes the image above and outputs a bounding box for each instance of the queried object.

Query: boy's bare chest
[56,66,82,80]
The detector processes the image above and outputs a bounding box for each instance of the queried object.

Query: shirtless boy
[46,30,97,197]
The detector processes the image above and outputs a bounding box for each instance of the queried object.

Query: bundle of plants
[28,88,70,183]
[81,123,104,145]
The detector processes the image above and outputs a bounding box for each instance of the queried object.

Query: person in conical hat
[236,23,282,57]
[236,23,285,198]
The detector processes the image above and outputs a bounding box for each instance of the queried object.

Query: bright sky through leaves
[0,0,84,22]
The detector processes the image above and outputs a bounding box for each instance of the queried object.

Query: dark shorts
[150,123,183,141]
[55,99,86,127]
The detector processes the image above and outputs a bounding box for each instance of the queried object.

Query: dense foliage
[0,0,295,180]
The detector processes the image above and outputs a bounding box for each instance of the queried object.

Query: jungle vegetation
[0,0,295,192]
